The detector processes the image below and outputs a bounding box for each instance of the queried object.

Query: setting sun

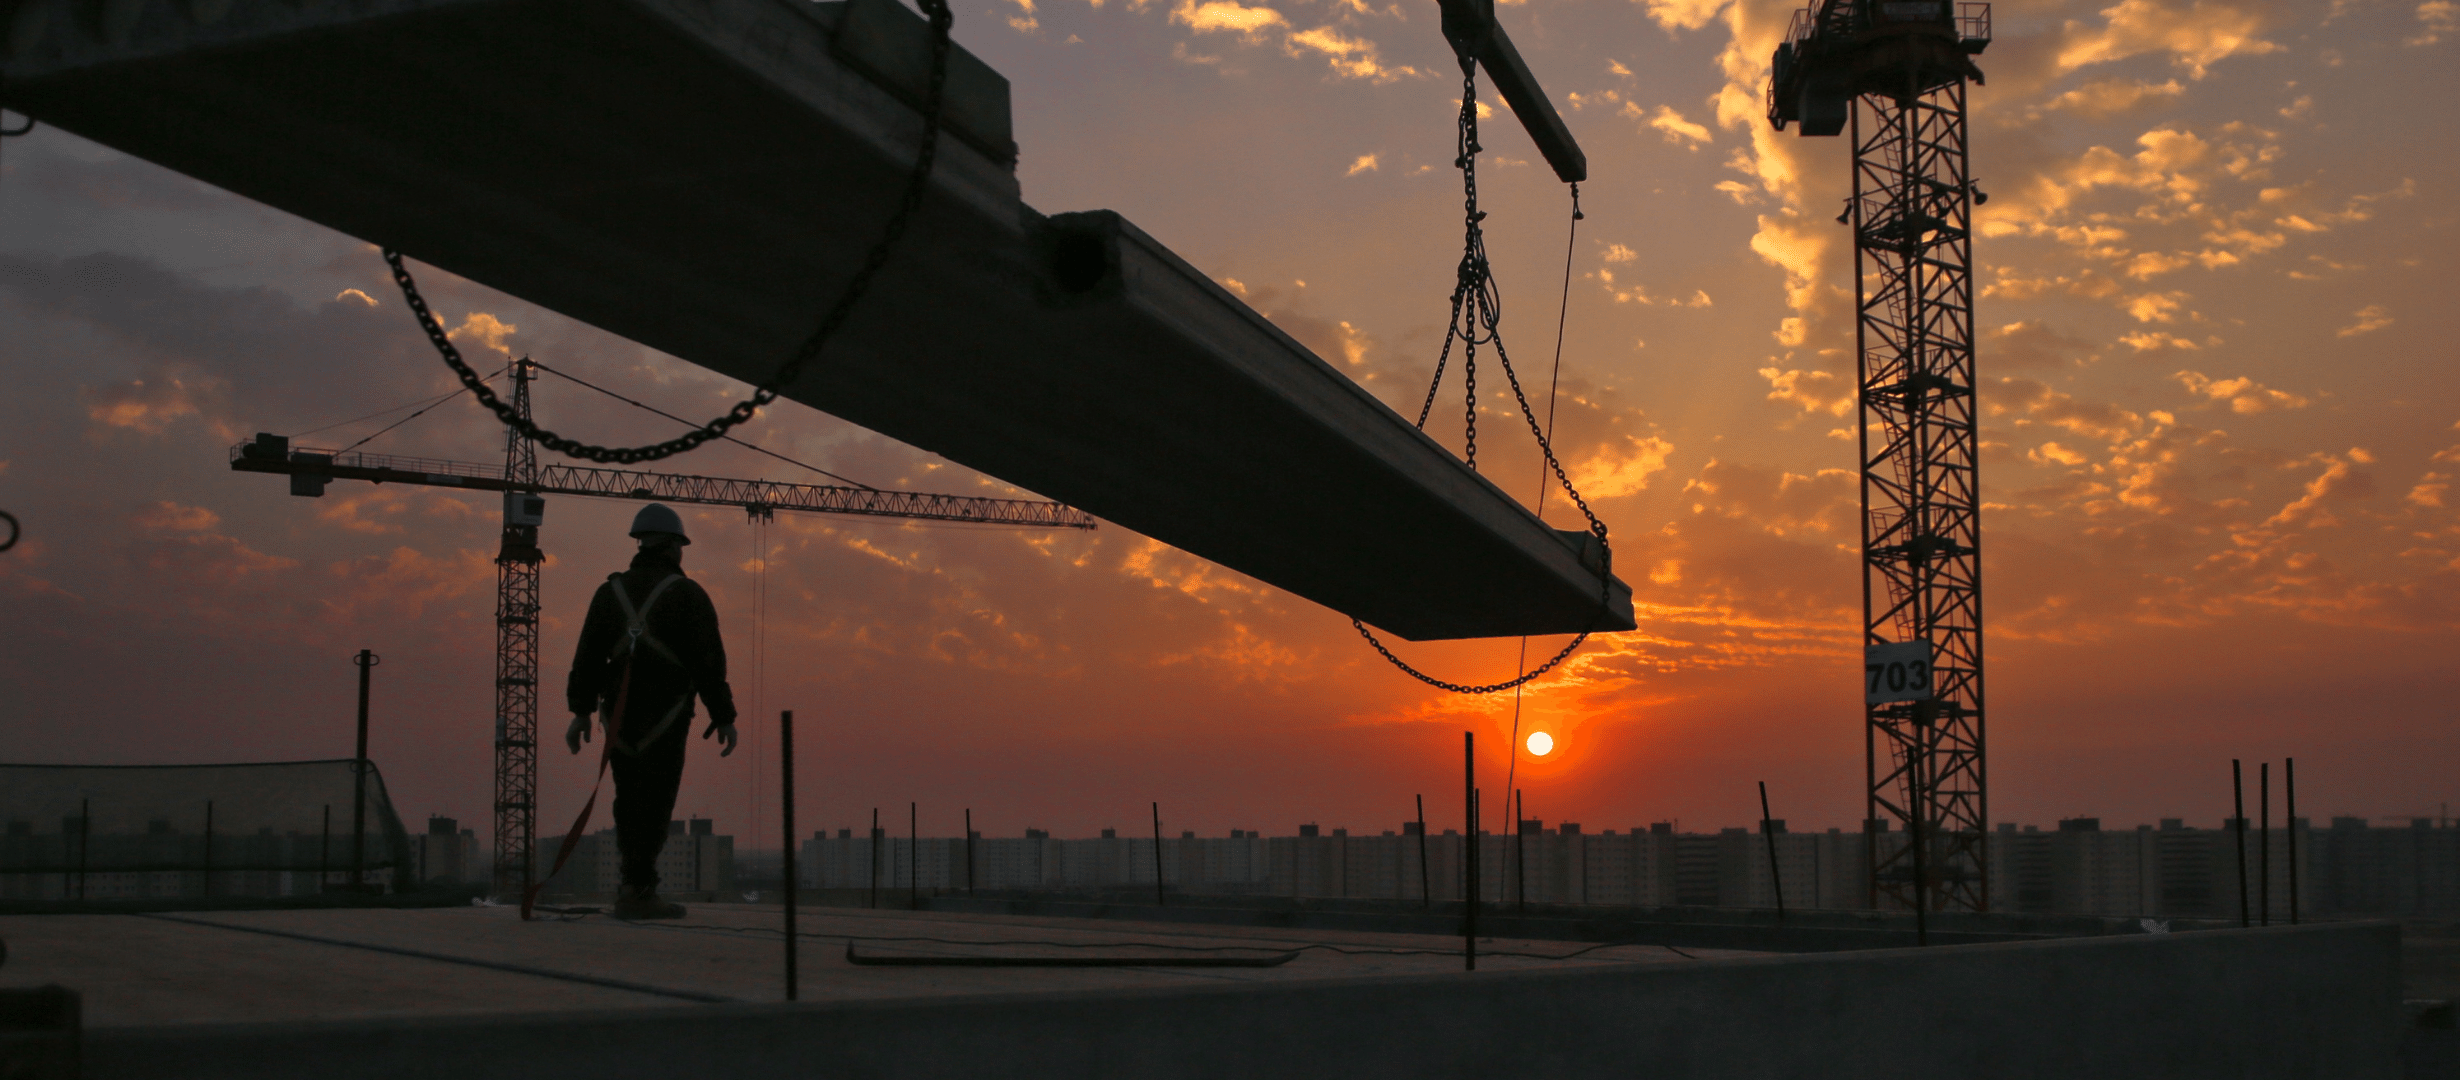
[1527,731,1553,757]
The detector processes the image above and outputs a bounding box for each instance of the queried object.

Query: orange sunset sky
[1,0,2453,854]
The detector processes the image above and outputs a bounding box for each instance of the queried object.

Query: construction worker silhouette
[564,503,738,920]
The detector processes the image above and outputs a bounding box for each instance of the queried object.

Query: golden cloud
[2056,0,2282,80]
[2337,305,2392,338]
[1569,435,1677,498]
[1172,0,1285,36]
[2173,370,2309,414]
[82,377,203,436]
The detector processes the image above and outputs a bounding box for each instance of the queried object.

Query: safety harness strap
[602,573,693,756]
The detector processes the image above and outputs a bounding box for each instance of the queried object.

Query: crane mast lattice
[492,363,543,901]
[1769,0,1991,917]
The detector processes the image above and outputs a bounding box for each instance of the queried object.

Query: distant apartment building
[414,816,484,886]
[792,816,2460,918]
[539,818,734,898]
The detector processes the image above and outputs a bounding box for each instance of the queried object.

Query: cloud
[1635,103,1713,148]
[1989,321,2097,369]
[133,501,221,533]
[446,311,518,355]
[2337,305,2392,337]
[2413,0,2457,44]
[1284,25,1415,81]
[1346,153,1380,176]
[1757,367,1852,417]
[1173,0,1285,36]
[1569,435,1677,498]
[2056,0,2283,80]
[2173,371,2309,413]
[335,288,378,307]
[2035,79,2187,120]
[81,376,206,435]
[1640,0,1727,32]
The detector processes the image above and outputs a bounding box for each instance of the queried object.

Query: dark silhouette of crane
[1768,0,1992,928]
[232,360,1092,898]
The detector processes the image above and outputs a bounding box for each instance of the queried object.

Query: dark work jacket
[564,549,738,750]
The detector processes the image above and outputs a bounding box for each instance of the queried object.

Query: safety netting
[0,760,413,901]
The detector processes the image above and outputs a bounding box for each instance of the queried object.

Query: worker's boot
[614,883,686,920]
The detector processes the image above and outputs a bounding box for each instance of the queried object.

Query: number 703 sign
[1865,640,1936,704]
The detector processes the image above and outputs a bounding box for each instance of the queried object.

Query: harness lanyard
[521,574,684,920]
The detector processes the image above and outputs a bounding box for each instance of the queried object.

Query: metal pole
[1463,731,1476,971]
[869,807,880,910]
[2273,757,2292,925]
[965,808,975,898]
[352,649,379,890]
[1150,803,1167,906]
[2232,759,2249,928]
[1912,715,1929,946]
[319,804,330,892]
[779,710,796,1001]
[77,798,88,902]
[909,802,917,910]
[1416,794,1430,909]
[202,799,215,900]
[1760,781,1786,922]
[1515,789,1526,912]
[2260,761,2270,927]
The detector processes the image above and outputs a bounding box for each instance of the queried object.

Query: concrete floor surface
[0,903,1754,1027]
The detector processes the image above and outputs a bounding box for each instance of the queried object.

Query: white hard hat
[629,503,690,544]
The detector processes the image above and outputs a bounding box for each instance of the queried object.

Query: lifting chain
[1355,55,1614,696]
[383,0,958,465]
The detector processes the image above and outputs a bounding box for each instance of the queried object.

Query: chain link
[382,0,958,465]
[1361,55,1615,696]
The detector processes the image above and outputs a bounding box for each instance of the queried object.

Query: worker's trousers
[610,724,687,890]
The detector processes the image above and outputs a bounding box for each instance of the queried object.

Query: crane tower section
[492,362,544,901]
[1768,0,1991,915]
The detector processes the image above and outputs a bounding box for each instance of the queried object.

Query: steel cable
[379,0,958,465]
[1357,60,1611,695]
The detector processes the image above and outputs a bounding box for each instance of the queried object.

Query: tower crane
[231,360,1094,898]
[1767,0,1992,924]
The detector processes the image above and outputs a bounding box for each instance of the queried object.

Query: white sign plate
[1864,640,1936,704]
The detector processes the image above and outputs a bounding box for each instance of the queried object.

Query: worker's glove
[704,721,738,757]
[565,713,592,755]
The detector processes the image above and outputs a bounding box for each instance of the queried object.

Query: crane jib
[229,436,1096,530]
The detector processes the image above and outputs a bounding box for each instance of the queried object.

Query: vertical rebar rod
[1151,802,1166,906]
[2286,757,2299,925]
[780,710,797,1001]
[1417,794,1430,908]
[352,649,377,889]
[2232,759,2249,928]
[1761,781,1786,922]
[320,804,330,891]
[869,807,880,910]
[77,798,89,902]
[965,808,975,898]
[1515,789,1527,912]
[202,799,215,900]
[2260,761,2270,927]
[908,803,917,910]
[1463,731,1476,971]
[1912,719,1928,946]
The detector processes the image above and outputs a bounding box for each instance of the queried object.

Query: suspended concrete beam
[1,0,1634,642]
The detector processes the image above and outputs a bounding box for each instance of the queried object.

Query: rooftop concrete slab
[0,0,1634,641]
[0,904,1746,1026]
[0,907,2403,1079]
